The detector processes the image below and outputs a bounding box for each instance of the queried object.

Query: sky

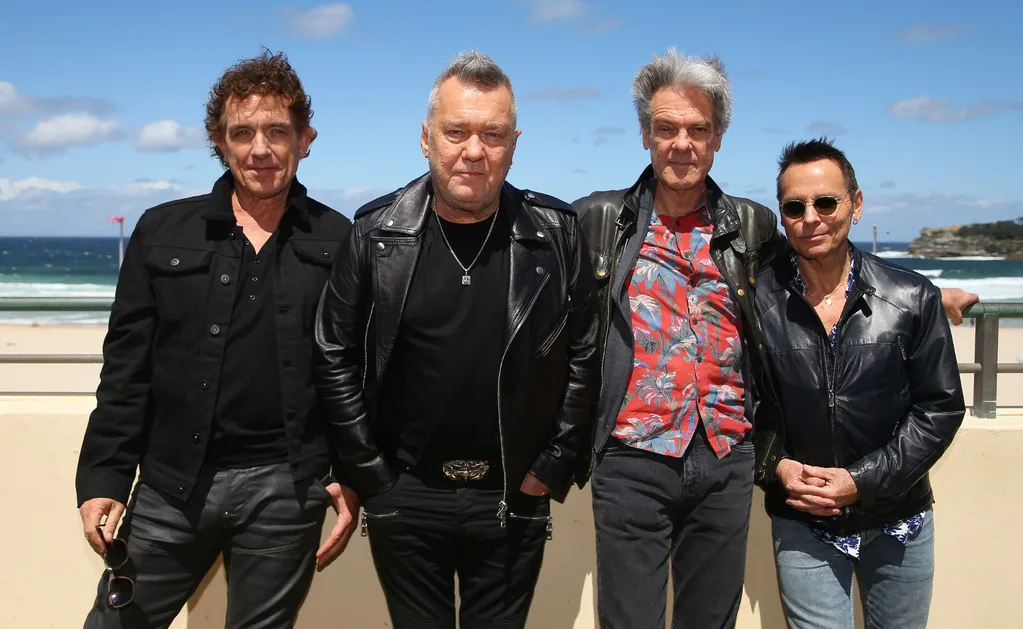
[1,0,1021,240]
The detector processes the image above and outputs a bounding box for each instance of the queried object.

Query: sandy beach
[2,322,1022,407]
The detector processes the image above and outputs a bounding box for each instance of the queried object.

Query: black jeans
[363,472,550,629]
[83,463,329,629]
[591,429,755,629]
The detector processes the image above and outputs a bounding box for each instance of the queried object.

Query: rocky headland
[908,220,1023,259]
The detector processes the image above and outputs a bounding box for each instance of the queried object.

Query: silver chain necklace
[432,201,500,286]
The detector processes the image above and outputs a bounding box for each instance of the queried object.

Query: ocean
[1,237,1021,325]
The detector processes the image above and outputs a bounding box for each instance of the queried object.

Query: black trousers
[363,472,550,629]
[83,463,329,629]
[591,429,755,629]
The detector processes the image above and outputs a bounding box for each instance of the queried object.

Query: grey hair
[632,48,732,135]
[426,50,516,127]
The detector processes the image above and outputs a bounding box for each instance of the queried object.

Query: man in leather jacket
[313,51,599,629]
[574,50,977,628]
[76,52,358,628]
[757,138,965,629]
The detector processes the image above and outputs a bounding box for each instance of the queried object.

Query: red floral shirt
[613,207,751,458]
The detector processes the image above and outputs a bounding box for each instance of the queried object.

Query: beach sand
[1,322,1022,407]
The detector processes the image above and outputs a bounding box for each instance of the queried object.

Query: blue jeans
[772,511,935,629]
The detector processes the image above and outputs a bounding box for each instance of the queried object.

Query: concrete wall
[3,396,1021,628]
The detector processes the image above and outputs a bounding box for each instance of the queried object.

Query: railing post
[973,313,999,418]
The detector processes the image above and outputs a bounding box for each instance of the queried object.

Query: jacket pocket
[359,509,399,537]
[537,300,571,358]
[290,239,338,268]
[144,246,213,320]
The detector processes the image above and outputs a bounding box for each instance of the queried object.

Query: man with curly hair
[76,50,357,628]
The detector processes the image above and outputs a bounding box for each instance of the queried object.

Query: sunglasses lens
[104,538,129,570]
[782,201,805,218]
[815,197,839,213]
[107,576,135,609]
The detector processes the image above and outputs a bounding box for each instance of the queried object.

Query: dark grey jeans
[83,463,329,629]
[592,429,755,629]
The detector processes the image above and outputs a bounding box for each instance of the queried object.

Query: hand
[775,459,840,517]
[80,497,126,555]
[519,474,550,497]
[316,483,360,571]
[798,465,859,510]
[939,287,979,326]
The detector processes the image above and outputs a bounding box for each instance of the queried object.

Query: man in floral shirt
[574,50,977,628]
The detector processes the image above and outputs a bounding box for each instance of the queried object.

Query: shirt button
[209,324,221,336]
[200,379,210,390]
[249,295,256,301]
[251,276,258,282]
[169,257,180,267]
[177,485,185,494]
[321,251,331,259]
[220,274,231,285]
[192,433,200,444]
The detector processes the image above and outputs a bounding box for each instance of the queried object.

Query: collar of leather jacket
[621,165,743,242]
[369,172,548,245]
[200,170,313,225]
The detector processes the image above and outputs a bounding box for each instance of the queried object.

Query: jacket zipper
[537,297,571,358]
[362,303,375,389]
[496,274,551,525]
[359,509,398,537]
[506,512,555,540]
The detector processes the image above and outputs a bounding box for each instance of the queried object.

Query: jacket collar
[201,170,312,225]
[378,172,545,243]
[771,241,876,297]
[622,165,739,239]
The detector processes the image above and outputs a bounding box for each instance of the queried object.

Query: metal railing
[2,298,1022,416]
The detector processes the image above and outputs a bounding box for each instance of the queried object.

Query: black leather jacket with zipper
[755,247,966,534]
[313,173,600,516]
[575,165,787,487]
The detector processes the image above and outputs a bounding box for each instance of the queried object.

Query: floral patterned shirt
[613,206,751,458]
[790,244,925,559]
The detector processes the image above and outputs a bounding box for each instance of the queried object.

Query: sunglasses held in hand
[781,195,845,219]
[97,526,135,609]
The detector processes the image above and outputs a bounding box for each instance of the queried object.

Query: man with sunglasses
[76,52,357,628]
[574,49,977,627]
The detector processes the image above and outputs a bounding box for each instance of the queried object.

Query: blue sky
[1,0,1020,240]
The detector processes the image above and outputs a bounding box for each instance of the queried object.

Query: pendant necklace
[432,201,500,286]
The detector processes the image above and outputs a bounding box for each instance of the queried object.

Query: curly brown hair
[204,50,314,168]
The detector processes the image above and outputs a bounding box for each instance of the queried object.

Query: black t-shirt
[376,207,510,466]
[207,229,288,468]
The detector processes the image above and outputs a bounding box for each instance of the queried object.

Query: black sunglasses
[781,195,845,219]
[97,526,135,609]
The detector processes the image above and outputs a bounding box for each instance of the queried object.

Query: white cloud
[888,96,997,123]
[15,113,122,154]
[0,81,115,116]
[522,0,587,22]
[119,180,179,196]
[286,3,355,39]
[136,119,204,152]
[851,192,1023,240]
[0,177,84,202]
[899,24,969,44]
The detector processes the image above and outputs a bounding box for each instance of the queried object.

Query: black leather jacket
[755,247,966,534]
[313,173,600,511]
[575,166,787,486]
[76,173,352,507]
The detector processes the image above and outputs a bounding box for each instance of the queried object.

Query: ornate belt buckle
[442,459,490,481]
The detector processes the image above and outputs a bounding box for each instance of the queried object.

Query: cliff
[908,220,1023,259]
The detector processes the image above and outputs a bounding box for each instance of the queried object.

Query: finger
[103,503,125,544]
[316,522,344,568]
[82,510,106,554]
[800,474,828,487]
[806,506,842,517]
[785,498,819,513]
[796,485,839,503]
[788,490,838,507]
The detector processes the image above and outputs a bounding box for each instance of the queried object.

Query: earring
[853,218,859,225]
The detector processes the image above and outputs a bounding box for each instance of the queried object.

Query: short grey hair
[426,50,516,127]
[632,48,732,135]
